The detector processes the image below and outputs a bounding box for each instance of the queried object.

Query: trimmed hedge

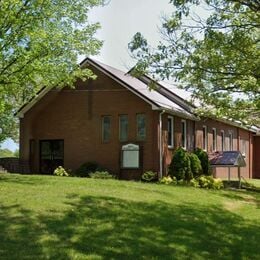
[189,153,203,178]
[75,162,101,177]
[194,148,211,175]
[168,147,193,181]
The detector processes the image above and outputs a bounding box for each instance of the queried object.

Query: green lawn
[0,174,259,259]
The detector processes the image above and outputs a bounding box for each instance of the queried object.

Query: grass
[0,174,259,259]
[246,178,260,188]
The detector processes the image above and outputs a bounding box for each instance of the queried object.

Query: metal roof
[87,59,197,120]
[16,57,259,132]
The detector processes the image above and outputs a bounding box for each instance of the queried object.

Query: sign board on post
[121,144,139,169]
[210,151,246,188]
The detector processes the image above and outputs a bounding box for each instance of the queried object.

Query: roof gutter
[153,107,199,121]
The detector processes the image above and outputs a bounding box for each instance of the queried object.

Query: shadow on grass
[0,195,260,259]
[220,190,260,208]
[0,174,53,186]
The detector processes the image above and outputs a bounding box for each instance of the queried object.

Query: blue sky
[1,0,174,151]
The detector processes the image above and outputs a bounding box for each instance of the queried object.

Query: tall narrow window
[102,116,111,142]
[119,115,128,142]
[167,116,174,148]
[221,130,225,151]
[136,114,146,140]
[229,131,233,151]
[212,128,217,151]
[202,126,208,151]
[181,119,187,149]
[241,139,246,157]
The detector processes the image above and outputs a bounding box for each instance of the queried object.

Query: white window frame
[202,125,208,151]
[167,116,174,148]
[241,139,246,158]
[221,130,225,151]
[229,131,233,151]
[212,128,217,152]
[181,119,187,149]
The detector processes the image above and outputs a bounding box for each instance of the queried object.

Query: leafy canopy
[0,0,104,142]
[129,0,260,126]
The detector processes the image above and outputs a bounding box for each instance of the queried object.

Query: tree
[189,152,203,178]
[194,148,211,176]
[129,0,260,126]
[0,0,105,142]
[0,148,15,158]
[169,147,193,181]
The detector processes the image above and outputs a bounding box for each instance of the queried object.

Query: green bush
[89,171,114,179]
[190,178,200,188]
[75,162,101,177]
[189,153,203,178]
[194,148,211,176]
[141,171,158,182]
[169,147,193,181]
[53,166,69,177]
[159,176,177,185]
[190,176,223,190]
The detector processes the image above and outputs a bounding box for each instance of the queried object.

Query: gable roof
[16,57,259,133]
[17,57,198,120]
[85,59,198,120]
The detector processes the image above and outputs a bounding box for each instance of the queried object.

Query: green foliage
[0,148,15,158]
[14,149,19,158]
[75,161,105,177]
[0,174,259,259]
[89,171,114,179]
[141,171,158,182]
[189,153,203,178]
[53,166,69,177]
[194,148,211,176]
[169,147,193,181]
[0,0,104,141]
[191,176,224,190]
[129,0,260,126]
[159,176,177,185]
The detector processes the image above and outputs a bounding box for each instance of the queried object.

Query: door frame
[39,139,64,174]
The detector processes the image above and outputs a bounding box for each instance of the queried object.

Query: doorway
[40,140,64,174]
[253,136,260,178]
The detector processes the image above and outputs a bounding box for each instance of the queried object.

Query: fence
[0,157,30,173]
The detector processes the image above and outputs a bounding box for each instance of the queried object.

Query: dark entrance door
[253,136,260,178]
[40,140,64,174]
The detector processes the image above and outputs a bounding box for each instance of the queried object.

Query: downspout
[159,110,165,179]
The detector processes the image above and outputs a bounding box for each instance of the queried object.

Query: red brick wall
[20,66,160,178]
[162,114,194,174]
[161,116,253,179]
[195,119,251,179]
[20,66,255,179]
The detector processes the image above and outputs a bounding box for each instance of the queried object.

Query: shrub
[159,176,177,185]
[53,166,69,177]
[141,171,158,182]
[189,153,203,178]
[89,171,114,179]
[194,148,211,176]
[169,147,193,181]
[191,176,224,190]
[190,178,200,188]
[75,162,100,177]
[213,178,224,190]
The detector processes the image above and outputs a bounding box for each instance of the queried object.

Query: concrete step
[0,165,7,173]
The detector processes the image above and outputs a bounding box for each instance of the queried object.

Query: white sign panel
[121,143,139,168]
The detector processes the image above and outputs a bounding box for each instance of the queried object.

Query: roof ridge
[138,75,195,114]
